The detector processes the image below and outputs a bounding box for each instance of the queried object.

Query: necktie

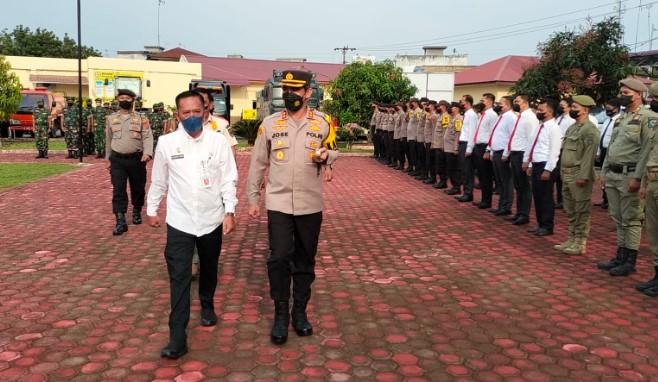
[473,114,485,143]
[528,123,545,163]
[507,116,522,152]
[488,116,503,148]
[599,118,613,151]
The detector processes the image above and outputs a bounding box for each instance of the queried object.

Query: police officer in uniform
[33,99,51,159]
[246,70,338,345]
[105,89,154,236]
[597,78,657,275]
[554,95,600,255]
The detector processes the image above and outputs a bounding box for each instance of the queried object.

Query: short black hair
[501,96,514,107]
[515,94,531,105]
[461,94,474,106]
[562,97,573,106]
[482,93,495,102]
[193,88,212,103]
[605,98,621,109]
[539,98,559,115]
[175,90,205,109]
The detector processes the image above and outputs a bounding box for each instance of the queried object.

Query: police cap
[438,100,450,108]
[36,98,44,104]
[648,81,658,97]
[571,95,596,108]
[117,89,137,98]
[410,98,419,104]
[619,78,647,93]
[280,70,312,88]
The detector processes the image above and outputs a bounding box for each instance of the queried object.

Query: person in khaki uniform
[246,70,338,345]
[444,102,464,195]
[553,95,600,255]
[405,99,420,174]
[597,78,657,276]
[638,82,658,296]
[430,101,450,189]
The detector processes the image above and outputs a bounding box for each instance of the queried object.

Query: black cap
[280,70,312,88]
[117,89,136,98]
[450,102,461,109]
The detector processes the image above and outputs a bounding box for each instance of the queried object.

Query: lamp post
[158,0,165,48]
[77,0,83,163]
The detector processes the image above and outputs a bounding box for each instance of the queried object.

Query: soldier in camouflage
[148,102,169,149]
[62,97,80,159]
[93,100,110,158]
[33,98,51,159]
[83,98,95,156]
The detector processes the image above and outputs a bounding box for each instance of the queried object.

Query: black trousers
[425,143,434,180]
[510,151,532,218]
[445,151,462,189]
[110,151,146,214]
[408,140,417,171]
[597,147,608,203]
[492,150,513,211]
[458,142,474,196]
[385,131,394,163]
[473,143,494,205]
[267,210,323,303]
[555,157,563,204]
[416,142,426,174]
[433,148,447,181]
[531,162,556,231]
[164,224,223,346]
[373,128,382,157]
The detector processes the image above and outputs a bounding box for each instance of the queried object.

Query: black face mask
[283,91,304,112]
[119,100,133,110]
[535,112,546,121]
[619,95,633,107]
[650,100,658,113]
[512,104,521,113]
[556,106,564,116]
[38,104,44,108]
[475,102,485,110]
[569,110,580,119]
[493,105,503,114]
[605,109,616,117]
[67,102,73,107]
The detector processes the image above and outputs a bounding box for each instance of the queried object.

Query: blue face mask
[181,115,203,134]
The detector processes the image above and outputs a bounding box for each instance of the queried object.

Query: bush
[232,119,262,145]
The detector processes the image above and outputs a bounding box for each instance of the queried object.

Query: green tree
[0,55,22,121]
[322,60,417,127]
[0,25,102,58]
[512,18,635,103]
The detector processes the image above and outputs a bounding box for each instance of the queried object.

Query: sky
[1,0,656,66]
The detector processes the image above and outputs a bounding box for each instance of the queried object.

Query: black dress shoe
[489,208,501,214]
[601,202,608,209]
[533,228,553,236]
[160,343,188,359]
[527,226,541,233]
[472,201,480,206]
[494,209,512,216]
[201,310,217,326]
[504,214,520,221]
[477,203,491,209]
[555,202,563,209]
[423,178,436,184]
[512,217,530,225]
[445,188,461,195]
[456,195,473,202]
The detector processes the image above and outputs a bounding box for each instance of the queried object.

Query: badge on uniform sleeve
[455,119,463,131]
[442,115,450,127]
[257,126,264,137]
[649,117,658,129]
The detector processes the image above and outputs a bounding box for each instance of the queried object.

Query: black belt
[608,163,636,174]
[111,151,142,159]
[475,143,487,147]
[493,150,504,154]
[458,141,468,145]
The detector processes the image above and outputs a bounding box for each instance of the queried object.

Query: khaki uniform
[444,115,463,189]
[560,119,600,241]
[602,107,657,250]
[643,146,658,266]
[417,112,427,143]
[407,108,419,142]
[400,110,408,139]
[247,109,338,215]
[105,111,154,158]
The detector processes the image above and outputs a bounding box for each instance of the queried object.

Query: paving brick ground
[1,150,658,381]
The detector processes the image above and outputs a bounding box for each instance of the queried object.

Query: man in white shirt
[506,94,539,225]
[471,93,498,209]
[555,99,575,209]
[147,90,238,359]
[457,95,478,202]
[485,96,516,216]
[524,99,564,236]
[594,98,621,209]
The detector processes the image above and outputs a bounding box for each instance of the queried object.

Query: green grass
[0,163,78,191]
[1,139,67,151]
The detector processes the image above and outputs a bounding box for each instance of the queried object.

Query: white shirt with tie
[597,113,620,155]
[526,118,563,172]
[556,114,575,134]
[468,107,498,153]
[460,108,479,148]
[488,110,516,153]
[504,108,539,157]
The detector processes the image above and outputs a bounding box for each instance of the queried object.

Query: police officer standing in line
[422,101,438,184]
[471,94,498,208]
[444,102,464,195]
[247,70,338,345]
[369,103,379,159]
[457,95,477,202]
[33,99,51,159]
[554,95,600,255]
[414,100,428,180]
[593,99,622,209]
[637,82,658,297]
[554,99,576,209]
[405,98,420,174]
[105,89,154,236]
[597,78,657,275]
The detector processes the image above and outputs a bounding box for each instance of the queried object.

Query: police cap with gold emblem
[117,89,137,98]
[280,70,312,88]
[571,95,596,108]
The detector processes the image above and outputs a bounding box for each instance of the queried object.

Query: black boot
[291,300,313,337]
[597,247,624,270]
[636,266,658,292]
[609,249,637,276]
[132,208,142,225]
[113,212,129,236]
[96,151,103,159]
[271,301,289,344]
[35,150,44,159]
[65,150,73,159]
[43,150,48,159]
[433,179,448,189]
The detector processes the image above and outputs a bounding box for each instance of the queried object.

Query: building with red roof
[454,55,539,100]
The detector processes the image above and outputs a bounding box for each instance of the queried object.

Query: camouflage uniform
[33,103,50,156]
[148,102,169,148]
[93,105,109,157]
[83,101,95,155]
[63,103,80,157]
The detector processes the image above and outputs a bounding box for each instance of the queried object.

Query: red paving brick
[1,150,658,380]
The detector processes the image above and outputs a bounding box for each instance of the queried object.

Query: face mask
[38,104,44,108]
[650,100,658,113]
[283,91,304,112]
[535,112,546,121]
[605,109,616,117]
[67,103,73,107]
[181,115,203,134]
[493,105,502,114]
[618,95,633,107]
[512,104,521,113]
[556,106,564,116]
[476,102,485,110]
[569,110,580,119]
[119,100,133,110]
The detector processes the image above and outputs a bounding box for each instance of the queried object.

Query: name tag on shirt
[171,154,184,160]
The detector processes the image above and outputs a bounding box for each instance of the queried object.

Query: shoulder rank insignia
[281,110,287,120]
[257,126,264,137]
[308,109,314,119]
